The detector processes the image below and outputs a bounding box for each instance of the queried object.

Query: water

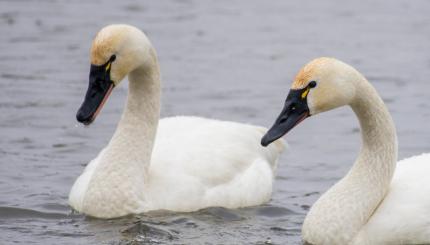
[1,0,430,244]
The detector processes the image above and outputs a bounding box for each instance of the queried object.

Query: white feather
[68,25,285,218]
[353,153,430,244]
[290,58,430,245]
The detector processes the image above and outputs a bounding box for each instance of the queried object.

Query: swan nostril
[279,117,288,124]
[290,103,296,113]
[90,79,104,98]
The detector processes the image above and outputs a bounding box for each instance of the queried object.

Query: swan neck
[115,50,161,168]
[302,74,398,244]
[349,78,398,185]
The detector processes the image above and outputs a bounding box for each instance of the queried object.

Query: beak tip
[76,110,93,125]
[260,136,270,147]
[76,114,84,123]
[76,110,85,122]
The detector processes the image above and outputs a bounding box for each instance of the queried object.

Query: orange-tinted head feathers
[291,57,335,89]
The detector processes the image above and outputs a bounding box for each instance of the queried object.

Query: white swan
[261,57,430,244]
[68,24,284,219]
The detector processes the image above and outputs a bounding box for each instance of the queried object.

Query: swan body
[70,117,283,216]
[353,153,430,244]
[69,24,284,218]
[262,57,430,244]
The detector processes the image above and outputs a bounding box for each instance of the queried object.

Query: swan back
[352,153,430,244]
[146,116,285,211]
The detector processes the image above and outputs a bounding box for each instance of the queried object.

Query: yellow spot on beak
[301,87,310,99]
[105,62,111,71]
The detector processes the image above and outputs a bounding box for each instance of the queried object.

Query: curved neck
[112,52,161,172]
[82,50,161,216]
[349,79,397,192]
[303,74,398,244]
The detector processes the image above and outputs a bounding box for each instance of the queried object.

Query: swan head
[76,24,154,125]
[261,57,357,146]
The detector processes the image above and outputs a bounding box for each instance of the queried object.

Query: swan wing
[145,116,285,211]
[354,153,430,244]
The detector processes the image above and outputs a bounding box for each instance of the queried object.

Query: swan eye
[105,55,117,71]
[301,81,317,99]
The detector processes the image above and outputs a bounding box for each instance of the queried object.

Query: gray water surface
[1,0,430,244]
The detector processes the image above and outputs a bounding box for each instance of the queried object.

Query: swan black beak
[76,55,116,125]
[261,86,312,147]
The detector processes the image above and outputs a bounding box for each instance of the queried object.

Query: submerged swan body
[69,24,284,218]
[262,57,430,244]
